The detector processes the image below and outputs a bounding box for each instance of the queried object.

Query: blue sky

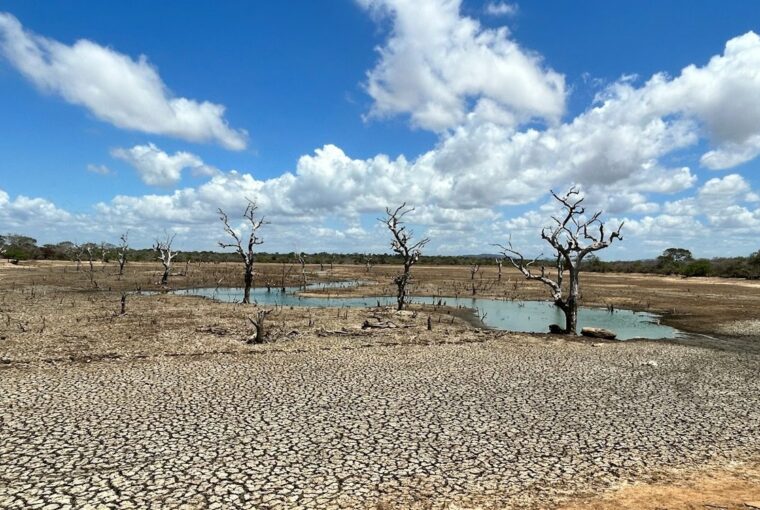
[1,1,759,258]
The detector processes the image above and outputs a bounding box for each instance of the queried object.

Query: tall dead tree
[218,200,266,304]
[381,203,430,311]
[154,233,178,285]
[117,232,129,276]
[297,252,307,289]
[497,187,623,334]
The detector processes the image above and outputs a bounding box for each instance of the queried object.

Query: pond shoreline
[160,282,679,340]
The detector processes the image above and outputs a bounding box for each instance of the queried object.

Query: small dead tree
[218,200,266,304]
[469,264,480,280]
[381,203,430,311]
[247,309,273,344]
[117,232,129,276]
[364,254,374,273]
[495,258,503,281]
[85,244,94,273]
[497,187,623,334]
[70,243,83,271]
[99,242,109,264]
[154,233,178,285]
[83,244,95,282]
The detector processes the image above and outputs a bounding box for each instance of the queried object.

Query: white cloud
[0,12,247,150]
[358,0,565,131]
[0,188,82,240]
[699,174,750,204]
[86,164,113,176]
[111,143,218,187]
[594,31,760,171]
[485,2,518,17]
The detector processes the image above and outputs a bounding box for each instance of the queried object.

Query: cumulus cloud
[0,188,86,241]
[358,0,565,131]
[111,143,218,187]
[596,31,760,170]
[0,12,247,150]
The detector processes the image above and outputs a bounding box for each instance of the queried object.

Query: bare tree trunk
[243,266,253,304]
[564,268,580,334]
[161,266,170,285]
[395,273,408,311]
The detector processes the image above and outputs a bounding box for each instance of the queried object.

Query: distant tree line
[0,233,500,267]
[581,247,760,279]
[2,233,759,279]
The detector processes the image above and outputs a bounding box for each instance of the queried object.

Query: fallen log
[581,327,617,340]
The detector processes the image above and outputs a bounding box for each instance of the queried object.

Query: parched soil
[1,260,759,509]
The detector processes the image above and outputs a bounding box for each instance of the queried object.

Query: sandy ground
[1,260,759,509]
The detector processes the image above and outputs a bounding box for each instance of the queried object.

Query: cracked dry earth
[1,339,759,509]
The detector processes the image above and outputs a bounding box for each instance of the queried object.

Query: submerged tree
[382,203,430,311]
[218,200,266,304]
[154,233,178,285]
[497,187,623,334]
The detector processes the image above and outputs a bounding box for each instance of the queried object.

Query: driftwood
[362,319,399,329]
[581,327,617,340]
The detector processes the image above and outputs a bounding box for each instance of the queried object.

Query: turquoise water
[170,284,678,340]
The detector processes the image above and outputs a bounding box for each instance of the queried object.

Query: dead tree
[364,254,374,273]
[154,233,178,285]
[83,244,96,282]
[470,264,479,280]
[99,242,109,264]
[497,187,623,334]
[297,253,307,289]
[495,258,503,281]
[218,200,266,304]
[70,243,83,271]
[247,309,273,344]
[117,232,128,276]
[381,203,430,311]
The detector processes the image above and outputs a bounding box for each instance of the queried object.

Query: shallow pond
[171,283,678,340]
